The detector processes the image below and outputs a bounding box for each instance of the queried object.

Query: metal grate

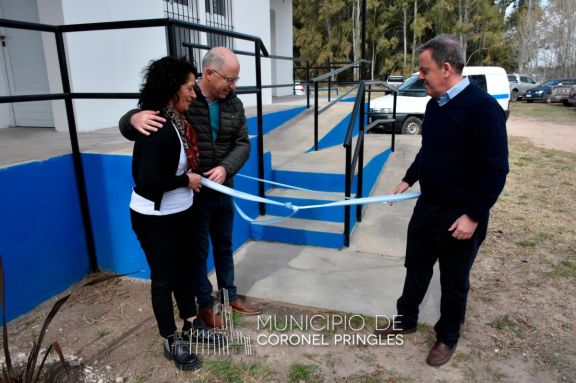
[205,0,234,50]
[164,0,202,65]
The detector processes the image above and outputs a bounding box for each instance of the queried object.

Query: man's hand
[130,110,166,136]
[448,214,478,240]
[392,181,410,194]
[204,166,227,184]
[389,181,410,205]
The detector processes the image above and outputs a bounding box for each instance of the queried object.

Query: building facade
[0,0,293,131]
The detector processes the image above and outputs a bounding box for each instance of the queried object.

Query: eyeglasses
[211,69,240,85]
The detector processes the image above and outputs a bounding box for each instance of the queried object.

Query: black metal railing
[342,80,398,247]
[343,80,366,247]
[0,17,273,271]
[365,80,398,152]
[309,59,366,151]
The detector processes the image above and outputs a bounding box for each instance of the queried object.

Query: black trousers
[396,200,488,346]
[131,207,199,338]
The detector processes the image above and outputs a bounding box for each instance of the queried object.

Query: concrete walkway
[221,135,441,323]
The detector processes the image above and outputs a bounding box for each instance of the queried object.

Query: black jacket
[120,87,250,188]
[132,119,189,211]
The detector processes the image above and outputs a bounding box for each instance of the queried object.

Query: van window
[398,75,426,97]
[468,75,487,92]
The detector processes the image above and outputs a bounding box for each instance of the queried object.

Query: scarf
[164,105,200,172]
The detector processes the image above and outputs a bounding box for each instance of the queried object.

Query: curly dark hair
[138,56,199,111]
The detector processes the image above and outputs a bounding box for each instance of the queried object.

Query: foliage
[293,0,576,80]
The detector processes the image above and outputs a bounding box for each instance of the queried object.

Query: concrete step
[265,188,345,222]
[250,215,345,249]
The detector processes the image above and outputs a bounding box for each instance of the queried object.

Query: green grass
[287,363,323,383]
[203,359,276,383]
[510,102,576,124]
[488,314,515,330]
[97,329,111,338]
[132,372,148,383]
[552,258,576,279]
[516,232,550,247]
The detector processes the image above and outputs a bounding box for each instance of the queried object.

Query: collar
[437,77,470,106]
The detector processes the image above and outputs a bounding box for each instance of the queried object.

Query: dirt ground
[2,104,576,383]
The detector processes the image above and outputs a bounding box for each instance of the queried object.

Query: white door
[0,0,54,128]
[0,30,15,128]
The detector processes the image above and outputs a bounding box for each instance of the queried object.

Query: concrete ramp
[226,135,441,322]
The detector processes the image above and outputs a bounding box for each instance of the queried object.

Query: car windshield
[540,79,571,87]
[398,75,426,96]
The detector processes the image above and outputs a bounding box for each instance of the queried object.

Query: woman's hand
[186,172,202,192]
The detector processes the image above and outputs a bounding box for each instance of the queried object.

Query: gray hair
[202,48,226,72]
[417,34,466,74]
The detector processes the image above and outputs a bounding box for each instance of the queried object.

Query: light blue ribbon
[200,177,420,224]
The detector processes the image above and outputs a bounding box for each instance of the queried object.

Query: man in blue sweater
[374,35,509,367]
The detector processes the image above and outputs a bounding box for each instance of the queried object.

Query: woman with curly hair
[128,56,206,370]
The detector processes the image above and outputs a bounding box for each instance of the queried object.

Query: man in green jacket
[120,47,262,328]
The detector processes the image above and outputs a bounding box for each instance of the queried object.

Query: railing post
[314,81,319,151]
[255,40,266,216]
[357,82,365,223]
[55,30,99,273]
[391,90,397,152]
[328,77,331,102]
[167,22,177,56]
[367,83,372,125]
[306,61,310,109]
[344,145,352,247]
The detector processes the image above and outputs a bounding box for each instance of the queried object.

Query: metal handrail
[310,60,366,83]
[342,81,366,247]
[310,60,367,151]
[365,80,398,152]
[0,17,273,270]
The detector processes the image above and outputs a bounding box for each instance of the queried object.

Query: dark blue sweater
[403,83,509,221]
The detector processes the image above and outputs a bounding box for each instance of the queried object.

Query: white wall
[232,0,273,106]
[270,0,293,97]
[39,0,166,132]
[14,0,294,131]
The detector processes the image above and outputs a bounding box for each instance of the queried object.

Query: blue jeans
[191,189,236,308]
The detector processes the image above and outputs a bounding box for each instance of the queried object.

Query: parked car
[524,78,574,103]
[385,75,404,90]
[508,73,537,102]
[294,80,306,95]
[568,85,576,107]
[550,80,576,106]
[368,66,510,135]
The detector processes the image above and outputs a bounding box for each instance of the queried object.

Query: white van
[369,66,510,135]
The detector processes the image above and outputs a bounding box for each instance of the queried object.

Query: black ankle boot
[163,334,201,371]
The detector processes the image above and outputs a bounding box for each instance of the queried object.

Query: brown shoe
[198,307,224,329]
[426,340,457,367]
[229,298,262,315]
[373,325,416,337]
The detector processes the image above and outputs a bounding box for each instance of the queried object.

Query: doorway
[0,0,54,128]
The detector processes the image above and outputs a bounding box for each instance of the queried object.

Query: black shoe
[163,334,201,371]
[183,317,227,346]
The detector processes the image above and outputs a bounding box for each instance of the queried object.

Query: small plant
[488,314,515,330]
[552,258,576,279]
[288,363,322,383]
[0,255,126,383]
[96,329,111,338]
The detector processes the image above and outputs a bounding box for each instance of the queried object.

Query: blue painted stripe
[491,93,509,100]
